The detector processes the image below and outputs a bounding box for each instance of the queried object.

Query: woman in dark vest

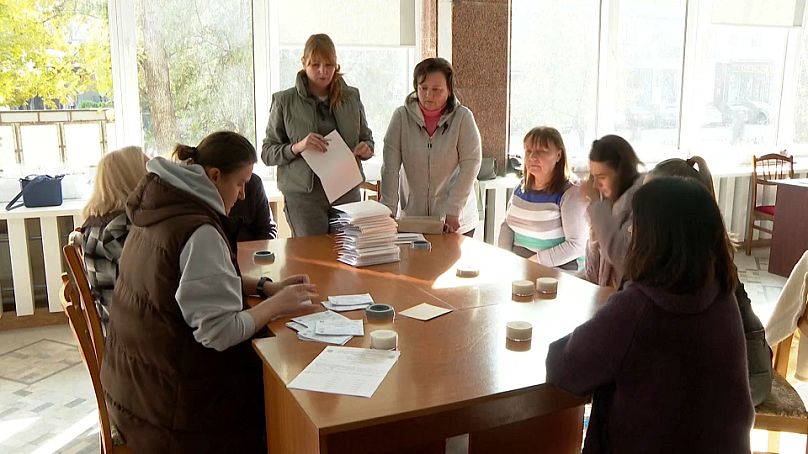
[101,131,317,453]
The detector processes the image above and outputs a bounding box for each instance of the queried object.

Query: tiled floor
[0,246,800,453]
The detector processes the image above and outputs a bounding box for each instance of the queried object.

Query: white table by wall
[478,174,521,244]
[0,200,86,317]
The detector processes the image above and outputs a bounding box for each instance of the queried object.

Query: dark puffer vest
[100,173,265,453]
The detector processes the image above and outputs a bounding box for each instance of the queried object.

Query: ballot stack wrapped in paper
[331,200,400,267]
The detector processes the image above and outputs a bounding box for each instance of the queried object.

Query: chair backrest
[753,152,795,186]
[360,180,381,202]
[63,244,105,364]
[60,273,116,453]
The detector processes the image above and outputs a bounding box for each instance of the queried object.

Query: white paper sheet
[399,303,453,321]
[301,130,363,203]
[328,293,374,306]
[315,319,364,336]
[289,310,354,344]
[320,300,371,312]
[287,346,401,398]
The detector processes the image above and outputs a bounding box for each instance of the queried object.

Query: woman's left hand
[353,142,373,160]
[444,215,460,233]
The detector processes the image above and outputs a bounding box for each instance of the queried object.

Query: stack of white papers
[287,346,401,398]
[321,293,375,312]
[331,200,400,267]
[286,310,357,345]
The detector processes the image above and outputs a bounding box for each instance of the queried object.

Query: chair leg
[746,216,755,256]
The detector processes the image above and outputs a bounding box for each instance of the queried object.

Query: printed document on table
[287,346,401,398]
[301,130,363,203]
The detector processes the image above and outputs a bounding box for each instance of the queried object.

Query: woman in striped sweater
[498,127,587,270]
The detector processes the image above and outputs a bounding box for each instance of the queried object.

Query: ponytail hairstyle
[648,156,715,198]
[172,131,257,175]
[300,33,343,109]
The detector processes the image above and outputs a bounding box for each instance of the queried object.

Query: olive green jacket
[261,72,374,195]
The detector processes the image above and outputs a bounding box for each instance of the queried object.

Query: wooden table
[239,235,613,454]
[769,178,808,277]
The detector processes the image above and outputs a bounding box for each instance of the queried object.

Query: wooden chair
[60,273,130,453]
[63,243,105,364]
[746,152,794,255]
[360,180,381,202]
[754,301,808,453]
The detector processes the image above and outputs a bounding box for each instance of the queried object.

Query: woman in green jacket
[261,34,374,237]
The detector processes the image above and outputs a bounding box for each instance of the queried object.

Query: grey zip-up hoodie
[381,95,482,233]
[145,157,255,351]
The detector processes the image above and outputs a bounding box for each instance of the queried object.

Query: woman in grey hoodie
[381,57,482,235]
[585,135,644,288]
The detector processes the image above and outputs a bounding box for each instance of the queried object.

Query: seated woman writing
[101,131,317,452]
[498,127,587,270]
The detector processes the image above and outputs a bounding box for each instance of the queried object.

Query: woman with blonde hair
[79,146,148,330]
[262,33,374,236]
[498,127,587,270]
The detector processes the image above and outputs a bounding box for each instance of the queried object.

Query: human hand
[292,133,330,154]
[266,274,310,295]
[353,141,373,159]
[269,283,318,319]
[444,215,460,233]
[583,175,601,204]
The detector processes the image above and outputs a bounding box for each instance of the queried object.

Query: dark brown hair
[411,57,456,113]
[300,34,343,109]
[648,156,715,198]
[172,131,257,174]
[523,126,570,194]
[589,135,642,199]
[625,177,737,295]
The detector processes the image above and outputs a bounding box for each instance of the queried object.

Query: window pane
[65,124,104,169]
[0,0,112,170]
[692,25,787,164]
[612,0,685,162]
[793,23,808,148]
[510,0,599,166]
[135,0,255,155]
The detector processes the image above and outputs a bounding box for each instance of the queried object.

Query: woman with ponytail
[646,155,773,406]
[101,131,318,452]
[262,33,374,236]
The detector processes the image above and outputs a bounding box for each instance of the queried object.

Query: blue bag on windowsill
[4,174,65,210]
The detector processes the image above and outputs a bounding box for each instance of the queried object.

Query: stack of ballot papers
[321,293,374,312]
[331,200,400,267]
[286,310,364,345]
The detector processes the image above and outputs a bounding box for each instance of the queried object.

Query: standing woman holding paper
[381,57,482,235]
[262,33,374,237]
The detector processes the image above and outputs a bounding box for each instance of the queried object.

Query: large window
[690,25,787,164]
[135,0,255,155]
[0,0,113,174]
[611,0,686,162]
[510,0,600,166]
[510,0,804,168]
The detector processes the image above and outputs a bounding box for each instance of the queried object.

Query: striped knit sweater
[500,182,588,268]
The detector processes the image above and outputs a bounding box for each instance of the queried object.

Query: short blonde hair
[83,146,148,218]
